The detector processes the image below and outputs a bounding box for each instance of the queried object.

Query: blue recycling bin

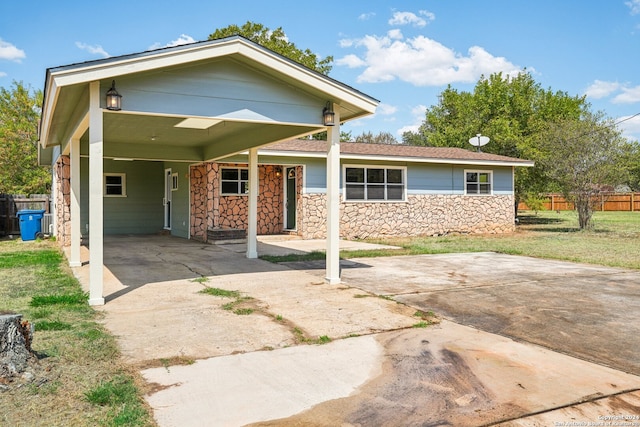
[17,209,46,241]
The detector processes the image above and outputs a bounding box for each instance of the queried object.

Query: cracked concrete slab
[68,238,640,425]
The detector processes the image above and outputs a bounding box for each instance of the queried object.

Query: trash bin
[17,209,46,241]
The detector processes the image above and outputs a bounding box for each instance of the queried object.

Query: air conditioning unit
[41,214,53,236]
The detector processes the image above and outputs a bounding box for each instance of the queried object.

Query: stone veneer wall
[300,193,515,240]
[190,163,215,241]
[190,163,284,242]
[54,155,71,246]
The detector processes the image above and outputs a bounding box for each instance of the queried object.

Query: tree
[354,131,398,144]
[536,111,630,229]
[0,81,49,195]
[209,22,333,75]
[402,71,589,208]
[307,130,352,142]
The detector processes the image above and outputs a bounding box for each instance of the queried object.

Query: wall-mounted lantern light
[323,102,335,126]
[105,80,122,111]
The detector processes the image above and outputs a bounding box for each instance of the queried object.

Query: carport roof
[261,139,535,167]
[38,36,379,164]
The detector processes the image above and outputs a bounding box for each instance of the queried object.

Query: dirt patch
[248,330,524,427]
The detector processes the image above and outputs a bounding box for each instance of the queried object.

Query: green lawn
[0,239,155,427]
[263,211,640,270]
[357,210,640,270]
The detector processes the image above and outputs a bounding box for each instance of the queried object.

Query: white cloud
[585,80,640,104]
[396,104,428,136]
[626,0,640,15]
[585,80,621,99]
[388,10,435,27]
[75,42,109,58]
[148,34,196,50]
[358,12,375,21]
[388,29,403,40]
[613,85,640,103]
[336,54,367,68]
[617,113,640,141]
[339,38,355,48]
[338,32,521,86]
[0,71,7,77]
[0,39,26,62]
[377,103,398,115]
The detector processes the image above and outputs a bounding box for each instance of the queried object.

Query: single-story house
[38,36,533,305]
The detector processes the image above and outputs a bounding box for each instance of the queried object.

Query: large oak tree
[401,72,618,213]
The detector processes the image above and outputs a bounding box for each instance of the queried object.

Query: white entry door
[164,168,172,229]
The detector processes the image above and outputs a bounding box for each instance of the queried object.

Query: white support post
[69,137,81,267]
[246,147,258,259]
[325,103,341,284]
[88,81,105,306]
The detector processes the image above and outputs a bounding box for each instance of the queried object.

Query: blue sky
[2,1,640,142]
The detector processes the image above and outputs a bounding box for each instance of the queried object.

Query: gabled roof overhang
[38,36,379,164]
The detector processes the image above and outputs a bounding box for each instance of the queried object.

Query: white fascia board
[258,150,534,167]
[39,79,59,148]
[49,42,243,88]
[257,150,327,158]
[48,39,378,114]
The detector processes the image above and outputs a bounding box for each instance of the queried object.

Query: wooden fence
[0,194,51,237]
[518,193,640,212]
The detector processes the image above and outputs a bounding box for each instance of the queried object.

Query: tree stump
[0,314,34,379]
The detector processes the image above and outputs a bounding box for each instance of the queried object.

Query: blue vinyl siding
[81,158,164,235]
[164,162,190,239]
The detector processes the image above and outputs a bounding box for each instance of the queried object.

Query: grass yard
[360,210,640,269]
[264,211,640,270]
[0,239,155,427]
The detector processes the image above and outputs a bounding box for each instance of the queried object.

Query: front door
[285,167,296,230]
[164,168,172,230]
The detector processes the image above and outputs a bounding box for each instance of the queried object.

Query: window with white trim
[104,173,126,197]
[171,173,179,191]
[221,168,249,195]
[344,166,405,201]
[465,170,492,195]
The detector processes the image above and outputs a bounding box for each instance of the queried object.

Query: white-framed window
[465,170,492,195]
[344,166,406,202]
[220,167,249,195]
[104,173,126,197]
[171,173,179,191]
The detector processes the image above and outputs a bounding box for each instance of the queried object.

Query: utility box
[17,209,45,241]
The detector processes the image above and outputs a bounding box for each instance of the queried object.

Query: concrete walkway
[68,236,640,426]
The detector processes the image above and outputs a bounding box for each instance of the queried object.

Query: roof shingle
[261,139,533,165]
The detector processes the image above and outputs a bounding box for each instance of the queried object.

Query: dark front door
[286,167,296,230]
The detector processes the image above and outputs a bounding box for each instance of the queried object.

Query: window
[344,166,405,201]
[221,168,249,195]
[104,173,126,197]
[171,173,179,191]
[465,170,492,195]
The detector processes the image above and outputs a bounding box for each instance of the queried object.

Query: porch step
[207,228,247,243]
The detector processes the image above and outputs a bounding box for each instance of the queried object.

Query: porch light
[105,80,122,111]
[323,102,335,126]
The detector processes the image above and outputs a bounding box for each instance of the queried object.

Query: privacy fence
[0,194,51,237]
[518,193,640,212]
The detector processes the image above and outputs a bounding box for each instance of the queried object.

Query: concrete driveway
[70,237,640,426]
[319,252,640,376]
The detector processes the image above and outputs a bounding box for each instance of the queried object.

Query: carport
[38,36,378,305]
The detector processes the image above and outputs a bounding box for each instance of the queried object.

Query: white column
[325,103,341,284]
[69,137,81,267]
[246,147,258,259]
[88,81,105,306]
